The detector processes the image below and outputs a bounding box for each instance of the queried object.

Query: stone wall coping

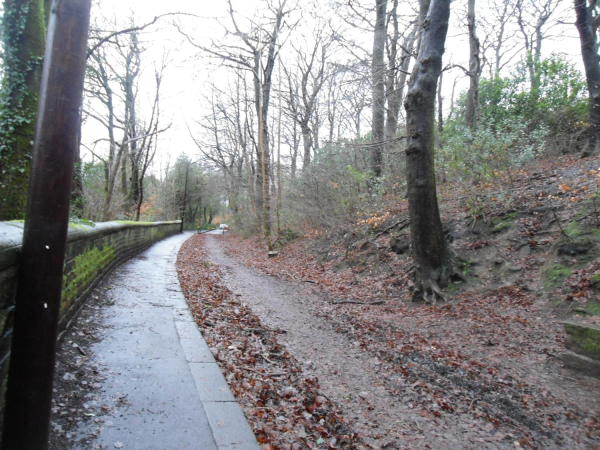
[0,220,181,271]
[562,320,600,332]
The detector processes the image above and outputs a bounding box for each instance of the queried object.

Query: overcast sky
[83,0,582,174]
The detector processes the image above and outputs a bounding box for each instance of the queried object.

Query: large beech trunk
[574,0,600,146]
[404,0,453,304]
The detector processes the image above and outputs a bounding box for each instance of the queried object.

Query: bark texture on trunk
[385,21,416,151]
[465,0,481,128]
[574,0,600,145]
[404,0,453,304]
[370,0,387,177]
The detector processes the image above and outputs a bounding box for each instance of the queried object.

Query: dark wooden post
[1,1,91,448]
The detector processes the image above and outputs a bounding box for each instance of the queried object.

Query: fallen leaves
[177,235,365,449]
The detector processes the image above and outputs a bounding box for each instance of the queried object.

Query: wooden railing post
[1,1,92,448]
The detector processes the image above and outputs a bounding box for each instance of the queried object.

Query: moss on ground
[544,264,572,290]
[564,221,582,238]
[584,301,600,316]
[491,212,517,233]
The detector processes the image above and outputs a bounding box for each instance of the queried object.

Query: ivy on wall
[0,0,46,220]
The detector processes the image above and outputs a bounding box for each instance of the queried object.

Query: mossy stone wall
[564,322,600,361]
[0,220,181,423]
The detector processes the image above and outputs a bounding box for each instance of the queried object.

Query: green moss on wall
[564,322,600,360]
[115,220,155,225]
[61,245,115,310]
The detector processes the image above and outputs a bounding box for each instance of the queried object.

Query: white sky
[83,0,583,174]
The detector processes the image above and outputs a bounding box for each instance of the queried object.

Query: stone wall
[0,220,181,416]
[562,321,600,377]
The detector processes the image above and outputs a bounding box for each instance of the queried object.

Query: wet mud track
[203,234,477,449]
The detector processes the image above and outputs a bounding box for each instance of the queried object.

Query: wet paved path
[67,232,258,449]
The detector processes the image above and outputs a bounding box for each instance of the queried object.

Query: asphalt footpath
[69,231,259,449]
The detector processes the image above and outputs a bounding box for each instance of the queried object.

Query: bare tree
[404,0,453,304]
[516,0,562,93]
[181,0,294,248]
[84,28,168,220]
[86,46,128,220]
[371,0,387,177]
[479,0,519,77]
[130,63,169,221]
[190,82,246,216]
[385,7,417,152]
[282,25,331,170]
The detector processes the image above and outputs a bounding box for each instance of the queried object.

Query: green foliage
[461,260,473,276]
[68,216,95,227]
[440,55,587,182]
[440,117,547,181]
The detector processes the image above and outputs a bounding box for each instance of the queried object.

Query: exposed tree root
[412,260,462,305]
[420,278,447,305]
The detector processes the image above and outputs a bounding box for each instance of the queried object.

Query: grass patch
[587,302,600,316]
[491,212,517,233]
[564,221,582,238]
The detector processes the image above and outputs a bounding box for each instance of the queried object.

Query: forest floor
[176,154,600,449]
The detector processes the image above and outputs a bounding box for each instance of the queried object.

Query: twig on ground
[553,210,571,240]
[332,299,386,305]
[373,219,410,239]
[246,368,289,377]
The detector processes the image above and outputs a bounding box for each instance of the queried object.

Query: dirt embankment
[176,230,599,449]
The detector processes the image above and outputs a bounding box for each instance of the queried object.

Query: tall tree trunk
[277,69,282,236]
[574,0,600,147]
[437,71,444,136]
[70,115,85,218]
[415,0,432,55]
[0,0,46,220]
[465,0,481,128]
[386,20,417,150]
[301,124,313,170]
[404,0,453,304]
[291,119,298,180]
[121,146,129,198]
[370,0,387,177]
